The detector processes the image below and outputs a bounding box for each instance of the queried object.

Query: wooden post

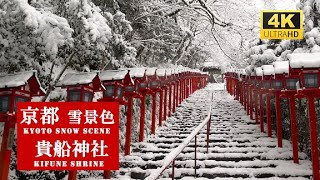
[260,92,264,132]
[307,96,319,180]
[168,85,172,117]
[254,90,259,124]
[266,94,272,137]
[139,93,146,142]
[0,121,15,180]
[275,94,282,148]
[173,83,176,113]
[175,82,179,107]
[159,90,163,126]
[289,95,298,164]
[163,88,167,121]
[249,86,254,120]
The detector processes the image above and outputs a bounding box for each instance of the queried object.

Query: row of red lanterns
[0,68,209,180]
[224,53,320,180]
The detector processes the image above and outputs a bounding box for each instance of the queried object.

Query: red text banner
[16,102,119,171]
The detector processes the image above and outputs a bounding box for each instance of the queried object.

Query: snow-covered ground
[115,83,313,179]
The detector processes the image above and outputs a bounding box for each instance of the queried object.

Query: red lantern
[124,68,148,142]
[0,71,45,180]
[288,53,320,179]
[146,68,160,135]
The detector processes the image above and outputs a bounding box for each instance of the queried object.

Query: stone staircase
[116,84,313,180]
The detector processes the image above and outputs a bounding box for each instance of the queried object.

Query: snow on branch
[17,0,73,58]
[67,0,112,50]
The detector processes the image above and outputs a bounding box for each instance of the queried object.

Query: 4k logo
[260,10,303,40]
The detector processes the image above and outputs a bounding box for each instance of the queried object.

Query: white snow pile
[156,69,166,77]
[311,45,320,53]
[251,49,277,65]
[146,68,157,76]
[166,69,173,76]
[287,53,320,68]
[279,50,292,61]
[248,45,267,55]
[273,61,289,74]
[122,68,146,78]
[275,40,291,55]
[203,61,220,68]
[99,70,128,81]
[254,67,263,76]
[261,65,274,76]
[0,70,37,88]
[56,72,98,86]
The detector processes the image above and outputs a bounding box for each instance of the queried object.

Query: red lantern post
[274,61,299,163]
[0,71,45,180]
[163,70,170,121]
[128,68,148,142]
[175,70,180,109]
[288,53,320,179]
[237,69,246,106]
[57,72,105,180]
[179,70,183,104]
[156,69,167,126]
[186,70,192,98]
[99,70,130,160]
[168,70,173,117]
[261,65,275,133]
[254,67,263,125]
[172,70,177,113]
[146,68,160,135]
[270,67,286,148]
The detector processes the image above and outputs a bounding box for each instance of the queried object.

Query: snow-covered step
[115,84,313,179]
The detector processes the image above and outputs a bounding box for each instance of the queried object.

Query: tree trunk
[41,51,76,102]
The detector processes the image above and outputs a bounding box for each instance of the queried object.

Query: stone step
[116,86,312,179]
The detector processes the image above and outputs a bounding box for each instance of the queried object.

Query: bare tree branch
[41,51,76,102]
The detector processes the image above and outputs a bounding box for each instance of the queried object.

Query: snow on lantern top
[146,68,157,76]
[56,71,104,91]
[121,68,146,78]
[261,65,275,76]
[166,69,173,76]
[156,69,166,77]
[173,69,180,74]
[245,66,253,75]
[172,69,178,75]
[100,70,128,81]
[287,53,320,68]
[0,70,45,96]
[254,67,263,76]
[237,69,246,76]
[273,61,289,74]
[57,72,97,86]
[191,69,201,73]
